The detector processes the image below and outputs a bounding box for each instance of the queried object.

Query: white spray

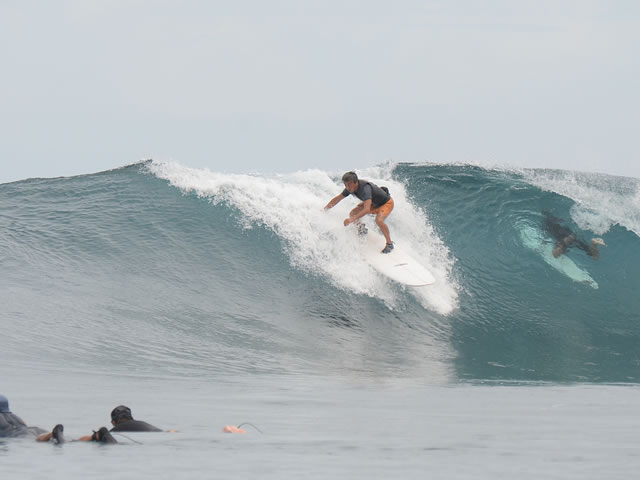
[147,161,459,315]
[522,168,640,237]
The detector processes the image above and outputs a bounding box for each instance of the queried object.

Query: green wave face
[1,162,639,383]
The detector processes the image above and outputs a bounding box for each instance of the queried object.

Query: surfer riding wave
[324,171,395,253]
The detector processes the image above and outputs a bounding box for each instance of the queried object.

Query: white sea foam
[521,168,640,237]
[147,161,459,315]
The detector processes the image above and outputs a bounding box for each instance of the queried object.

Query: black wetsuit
[0,412,46,438]
[110,419,162,432]
[342,180,390,208]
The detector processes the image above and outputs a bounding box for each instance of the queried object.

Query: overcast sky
[1,0,638,183]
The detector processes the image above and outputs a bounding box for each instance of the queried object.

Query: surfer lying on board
[35,405,163,444]
[75,405,162,443]
[324,171,395,253]
[0,394,72,444]
[0,394,48,439]
[542,211,606,260]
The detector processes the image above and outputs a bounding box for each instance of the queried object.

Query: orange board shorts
[369,197,394,217]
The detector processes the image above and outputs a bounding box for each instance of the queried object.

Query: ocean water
[1,161,639,478]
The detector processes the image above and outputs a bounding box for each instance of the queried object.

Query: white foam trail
[521,169,640,237]
[147,161,459,315]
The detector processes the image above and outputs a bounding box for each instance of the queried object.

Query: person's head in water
[342,171,359,193]
[110,405,133,425]
[0,394,10,413]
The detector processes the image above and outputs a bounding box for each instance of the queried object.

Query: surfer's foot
[357,223,368,236]
[92,427,117,444]
[51,424,64,444]
[381,242,394,254]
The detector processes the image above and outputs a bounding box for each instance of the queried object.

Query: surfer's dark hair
[342,171,358,184]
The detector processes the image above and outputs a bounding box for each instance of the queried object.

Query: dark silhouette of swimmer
[108,405,162,432]
[0,394,47,439]
[542,211,606,259]
[1,395,115,444]
[2,396,161,445]
[73,405,161,443]
[0,394,66,444]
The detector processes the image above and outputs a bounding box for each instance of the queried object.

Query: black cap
[111,405,133,422]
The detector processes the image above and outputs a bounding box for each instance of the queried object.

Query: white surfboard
[518,224,598,289]
[362,234,436,287]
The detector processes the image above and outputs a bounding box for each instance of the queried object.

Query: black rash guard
[110,419,162,432]
[341,180,390,208]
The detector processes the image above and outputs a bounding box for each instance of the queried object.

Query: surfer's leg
[376,217,391,244]
[51,424,64,444]
[374,198,394,245]
[35,431,53,442]
[93,427,117,444]
[552,240,565,258]
[553,233,577,258]
[75,427,117,443]
[35,424,64,443]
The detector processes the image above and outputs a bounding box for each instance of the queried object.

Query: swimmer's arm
[324,194,345,210]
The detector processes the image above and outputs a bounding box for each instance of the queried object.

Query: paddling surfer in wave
[542,211,606,260]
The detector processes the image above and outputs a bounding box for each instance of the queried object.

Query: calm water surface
[3,368,640,479]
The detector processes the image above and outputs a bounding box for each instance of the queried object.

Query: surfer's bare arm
[344,199,372,226]
[324,194,344,211]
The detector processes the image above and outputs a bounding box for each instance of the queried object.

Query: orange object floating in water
[223,425,247,434]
